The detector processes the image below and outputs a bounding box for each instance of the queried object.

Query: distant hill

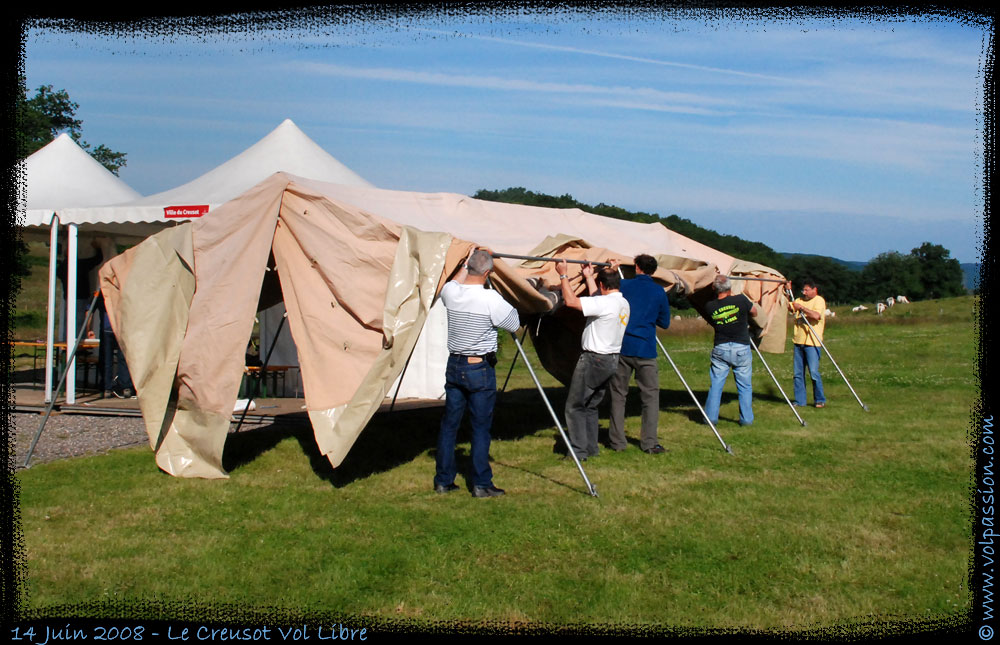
[781,253,979,291]
[781,252,865,272]
[782,253,978,292]
[961,263,980,291]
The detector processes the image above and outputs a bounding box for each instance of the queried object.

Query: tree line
[474,187,967,306]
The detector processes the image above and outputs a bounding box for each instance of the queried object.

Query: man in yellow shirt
[787,279,827,408]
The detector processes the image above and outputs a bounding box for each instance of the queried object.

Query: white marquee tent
[22,133,144,403]
[21,119,377,403]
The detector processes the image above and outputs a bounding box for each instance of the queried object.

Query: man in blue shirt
[608,254,672,454]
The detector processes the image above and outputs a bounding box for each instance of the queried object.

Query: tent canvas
[99,172,787,479]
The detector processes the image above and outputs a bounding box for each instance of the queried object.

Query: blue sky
[23,9,989,263]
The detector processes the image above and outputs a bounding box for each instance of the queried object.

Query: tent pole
[389,339,419,413]
[616,264,734,451]
[749,338,806,426]
[726,275,788,284]
[484,276,597,497]
[788,294,869,412]
[66,225,78,403]
[507,330,599,497]
[44,217,59,403]
[490,253,611,268]
[499,327,529,394]
[233,313,287,433]
[655,337,734,455]
[24,291,101,468]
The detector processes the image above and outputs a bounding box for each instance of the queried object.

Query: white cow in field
[852,305,868,312]
[897,295,910,304]
[886,296,895,307]
[877,302,887,314]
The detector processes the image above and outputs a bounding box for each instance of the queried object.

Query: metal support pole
[617,265,731,451]
[726,276,788,284]
[24,291,101,467]
[787,289,869,411]
[508,330,598,497]
[491,253,611,268]
[500,327,529,393]
[485,276,597,496]
[389,339,419,413]
[233,313,287,433]
[655,337,734,455]
[749,338,806,426]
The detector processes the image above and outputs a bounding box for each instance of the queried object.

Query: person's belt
[450,352,497,366]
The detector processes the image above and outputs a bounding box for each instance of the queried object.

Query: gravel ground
[9,412,150,470]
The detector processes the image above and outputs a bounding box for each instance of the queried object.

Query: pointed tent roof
[44,119,374,227]
[130,119,373,207]
[23,133,143,226]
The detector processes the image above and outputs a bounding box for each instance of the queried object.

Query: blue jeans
[704,342,753,426]
[565,351,620,460]
[435,355,497,489]
[793,344,825,406]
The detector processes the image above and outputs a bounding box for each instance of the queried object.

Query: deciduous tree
[16,78,127,175]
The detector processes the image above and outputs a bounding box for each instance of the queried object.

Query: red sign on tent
[164,205,209,218]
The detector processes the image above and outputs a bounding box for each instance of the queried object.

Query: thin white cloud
[413,27,982,117]
[294,61,738,114]
[415,28,810,85]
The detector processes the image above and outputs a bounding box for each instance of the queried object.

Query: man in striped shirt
[434,248,521,498]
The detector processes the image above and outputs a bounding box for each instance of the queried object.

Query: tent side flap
[100,223,196,455]
[306,228,460,468]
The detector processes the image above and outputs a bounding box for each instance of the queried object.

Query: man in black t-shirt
[703,275,758,426]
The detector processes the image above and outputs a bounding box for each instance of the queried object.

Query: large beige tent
[97,172,786,479]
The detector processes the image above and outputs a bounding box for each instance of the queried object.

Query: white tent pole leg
[44,218,59,403]
[656,337,734,455]
[749,338,806,426]
[66,225,78,404]
[24,291,100,467]
[508,330,599,497]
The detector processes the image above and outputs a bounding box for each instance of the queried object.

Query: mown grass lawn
[14,296,975,635]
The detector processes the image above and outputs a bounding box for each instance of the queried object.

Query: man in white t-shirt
[435,248,521,498]
[556,259,630,462]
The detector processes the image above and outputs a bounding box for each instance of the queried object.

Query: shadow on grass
[220,382,797,486]
[221,386,570,488]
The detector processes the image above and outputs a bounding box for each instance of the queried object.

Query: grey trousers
[565,351,620,460]
[608,355,661,451]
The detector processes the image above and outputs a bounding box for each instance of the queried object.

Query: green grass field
[13,295,975,635]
